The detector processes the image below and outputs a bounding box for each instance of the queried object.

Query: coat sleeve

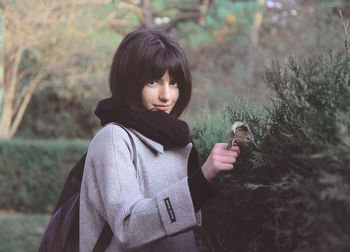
[83,124,201,250]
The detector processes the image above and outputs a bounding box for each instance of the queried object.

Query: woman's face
[141,71,179,114]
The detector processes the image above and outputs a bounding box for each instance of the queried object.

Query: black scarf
[94,98,201,174]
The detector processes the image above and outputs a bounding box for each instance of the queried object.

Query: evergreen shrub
[0,138,88,213]
[192,47,350,251]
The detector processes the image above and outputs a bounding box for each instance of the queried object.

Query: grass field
[0,212,50,252]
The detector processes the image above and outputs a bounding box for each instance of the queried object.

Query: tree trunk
[0,98,13,139]
[141,0,153,28]
[0,45,24,139]
[9,72,44,138]
[244,0,265,85]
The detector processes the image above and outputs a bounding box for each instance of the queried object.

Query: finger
[216,156,236,164]
[230,146,239,152]
[219,151,238,159]
[230,146,240,157]
[217,163,234,171]
[215,144,239,157]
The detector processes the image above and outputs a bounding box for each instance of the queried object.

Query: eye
[170,80,178,86]
[148,80,158,86]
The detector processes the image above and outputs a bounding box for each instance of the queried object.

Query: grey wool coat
[79,123,202,251]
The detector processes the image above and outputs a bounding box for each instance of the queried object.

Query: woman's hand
[201,143,240,183]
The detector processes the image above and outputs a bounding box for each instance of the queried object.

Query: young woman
[79,28,239,251]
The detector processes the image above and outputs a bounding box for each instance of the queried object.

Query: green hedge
[0,138,89,213]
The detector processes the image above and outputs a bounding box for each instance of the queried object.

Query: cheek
[173,89,180,103]
[141,88,149,105]
[141,87,155,106]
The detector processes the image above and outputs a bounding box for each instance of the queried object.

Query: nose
[159,84,171,101]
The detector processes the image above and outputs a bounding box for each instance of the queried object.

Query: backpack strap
[114,123,138,165]
[92,123,137,252]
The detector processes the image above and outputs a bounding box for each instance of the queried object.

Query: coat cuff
[188,168,218,212]
[155,177,200,235]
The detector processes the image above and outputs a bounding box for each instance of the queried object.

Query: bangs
[141,47,187,86]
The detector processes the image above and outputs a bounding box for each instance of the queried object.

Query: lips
[155,105,170,111]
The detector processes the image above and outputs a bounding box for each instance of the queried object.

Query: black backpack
[38,124,137,252]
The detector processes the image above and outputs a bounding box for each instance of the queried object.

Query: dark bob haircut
[109,28,192,118]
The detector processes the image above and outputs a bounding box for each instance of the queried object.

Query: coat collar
[107,122,164,154]
[128,128,164,154]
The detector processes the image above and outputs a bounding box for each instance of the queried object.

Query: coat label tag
[164,198,176,223]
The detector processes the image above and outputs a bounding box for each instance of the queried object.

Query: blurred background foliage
[0,0,349,139]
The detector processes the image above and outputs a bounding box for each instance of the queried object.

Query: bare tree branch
[109,19,139,31]
[159,12,202,31]
[154,4,207,14]
[9,72,45,138]
[8,47,24,94]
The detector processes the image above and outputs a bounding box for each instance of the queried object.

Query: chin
[154,107,171,114]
